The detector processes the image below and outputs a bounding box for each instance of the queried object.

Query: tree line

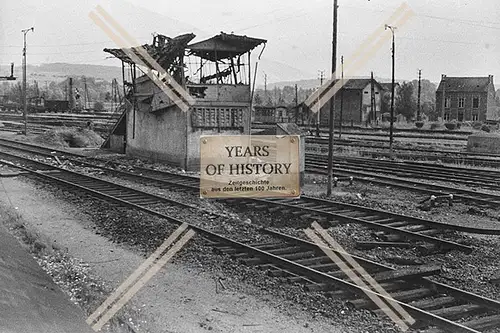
[253,80,441,121]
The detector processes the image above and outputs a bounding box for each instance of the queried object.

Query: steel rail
[1,154,499,332]
[305,159,500,209]
[0,139,499,242]
[306,136,500,166]
[306,154,500,187]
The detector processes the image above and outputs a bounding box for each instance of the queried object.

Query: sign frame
[200,135,301,199]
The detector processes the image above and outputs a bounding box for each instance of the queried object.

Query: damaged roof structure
[187,33,266,61]
[104,32,266,90]
[104,33,196,87]
[102,31,267,170]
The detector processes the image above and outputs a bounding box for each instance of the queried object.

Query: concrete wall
[467,133,500,153]
[185,128,243,171]
[126,77,188,167]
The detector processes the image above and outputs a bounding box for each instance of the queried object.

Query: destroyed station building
[103,32,266,170]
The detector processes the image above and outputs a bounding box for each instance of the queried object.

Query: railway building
[435,75,497,122]
[332,78,384,124]
[298,77,384,126]
[103,32,266,170]
[253,105,292,124]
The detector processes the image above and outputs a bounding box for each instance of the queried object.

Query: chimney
[441,74,446,81]
[489,75,494,83]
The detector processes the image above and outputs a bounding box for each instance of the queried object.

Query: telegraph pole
[385,24,396,153]
[84,77,88,110]
[22,27,34,135]
[326,0,338,196]
[417,69,422,122]
[317,70,325,137]
[294,84,298,123]
[370,71,375,126]
[68,77,74,111]
[263,72,268,104]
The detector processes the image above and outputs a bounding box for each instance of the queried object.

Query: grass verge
[0,205,144,333]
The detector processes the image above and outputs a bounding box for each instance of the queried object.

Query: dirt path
[0,176,354,333]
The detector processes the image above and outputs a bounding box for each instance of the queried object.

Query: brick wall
[436,91,488,121]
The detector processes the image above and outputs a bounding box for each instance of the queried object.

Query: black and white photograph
[1,1,500,332]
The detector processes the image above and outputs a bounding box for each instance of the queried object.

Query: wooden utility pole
[317,70,325,137]
[34,80,39,106]
[385,24,396,153]
[22,27,34,135]
[339,55,344,138]
[68,77,74,111]
[84,77,88,110]
[294,84,298,123]
[327,0,338,196]
[86,79,91,110]
[263,72,268,104]
[417,69,422,121]
[370,71,375,125]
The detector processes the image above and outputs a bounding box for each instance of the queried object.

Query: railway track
[305,154,500,209]
[361,151,500,169]
[306,154,500,190]
[306,137,500,168]
[2,138,500,250]
[1,148,500,332]
[253,124,471,141]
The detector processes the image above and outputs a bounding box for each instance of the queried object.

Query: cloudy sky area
[1,0,499,84]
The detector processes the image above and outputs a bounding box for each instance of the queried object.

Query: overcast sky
[1,0,499,84]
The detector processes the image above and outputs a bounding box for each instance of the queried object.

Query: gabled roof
[187,32,266,61]
[437,76,493,92]
[331,78,383,91]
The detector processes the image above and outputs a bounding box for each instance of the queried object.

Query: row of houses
[254,78,386,125]
[254,75,498,125]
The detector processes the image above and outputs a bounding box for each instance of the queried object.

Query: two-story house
[315,78,383,125]
[435,75,497,122]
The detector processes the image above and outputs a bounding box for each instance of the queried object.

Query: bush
[430,122,442,130]
[444,122,456,130]
[415,121,424,129]
[481,124,491,132]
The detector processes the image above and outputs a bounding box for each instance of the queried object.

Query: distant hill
[19,63,123,84]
